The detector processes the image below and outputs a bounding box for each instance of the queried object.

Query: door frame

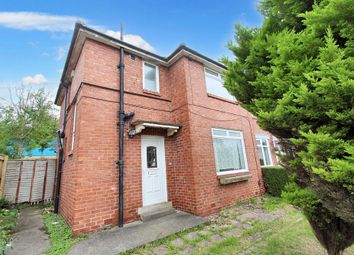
[141,135,168,207]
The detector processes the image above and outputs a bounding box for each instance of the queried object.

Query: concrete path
[68,211,207,255]
[6,207,50,255]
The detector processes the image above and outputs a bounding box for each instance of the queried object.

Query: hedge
[262,166,290,197]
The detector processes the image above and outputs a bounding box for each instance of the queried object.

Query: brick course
[57,39,276,235]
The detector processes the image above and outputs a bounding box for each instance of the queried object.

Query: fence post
[0,155,8,197]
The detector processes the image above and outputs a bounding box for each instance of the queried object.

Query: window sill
[261,165,273,168]
[218,172,252,185]
[207,93,239,104]
[143,89,161,97]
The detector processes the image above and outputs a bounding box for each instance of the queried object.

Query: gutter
[54,86,68,213]
[117,29,134,227]
[54,23,82,105]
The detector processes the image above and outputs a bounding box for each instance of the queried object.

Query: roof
[55,22,227,105]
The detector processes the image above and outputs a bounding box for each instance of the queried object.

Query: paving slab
[198,240,212,248]
[223,228,243,238]
[184,232,199,241]
[180,245,196,254]
[198,229,212,236]
[151,245,170,255]
[6,207,50,255]
[170,238,185,248]
[210,234,223,242]
[68,211,207,255]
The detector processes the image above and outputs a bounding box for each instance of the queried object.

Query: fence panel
[3,158,56,203]
[3,161,20,202]
[0,155,9,197]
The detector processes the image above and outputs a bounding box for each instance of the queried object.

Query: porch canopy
[130,120,181,136]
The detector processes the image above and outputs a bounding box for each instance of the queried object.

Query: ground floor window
[212,128,248,175]
[256,135,273,167]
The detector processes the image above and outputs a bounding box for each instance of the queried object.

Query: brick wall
[58,39,275,234]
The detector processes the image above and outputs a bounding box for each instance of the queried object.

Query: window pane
[213,138,246,172]
[256,138,272,166]
[257,145,265,166]
[147,146,157,168]
[144,63,157,91]
[229,131,241,138]
[212,129,227,136]
[263,144,272,166]
[205,75,234,100]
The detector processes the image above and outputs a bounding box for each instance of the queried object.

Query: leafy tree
[0,87,58,158]
[223,0,354,254]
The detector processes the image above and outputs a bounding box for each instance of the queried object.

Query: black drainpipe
[54,86,68,213]
[117,32,135,227]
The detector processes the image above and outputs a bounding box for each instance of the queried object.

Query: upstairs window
[205,68,234,101]
[212,128,248,175]
[143,62,159,92]
[256,136,273,167]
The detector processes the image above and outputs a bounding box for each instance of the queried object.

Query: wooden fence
[0,155,8,197]
[1,158,56,204]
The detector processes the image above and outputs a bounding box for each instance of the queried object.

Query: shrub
[0,208,18,254]
[262,166,290,197]
[0,197,10,209]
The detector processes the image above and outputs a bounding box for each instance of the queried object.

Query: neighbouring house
[54,23,279,235]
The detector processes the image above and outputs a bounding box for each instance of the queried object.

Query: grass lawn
[42,208,86,255]
[0,207,18,255]
[122,196,354,255]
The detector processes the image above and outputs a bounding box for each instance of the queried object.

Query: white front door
[141,136,167,206]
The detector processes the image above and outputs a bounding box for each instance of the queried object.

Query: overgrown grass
[199,237,239,255]
[42,208,86,255]
[0,208,18,255]
[119,196,354,255]
[261,195,286,211]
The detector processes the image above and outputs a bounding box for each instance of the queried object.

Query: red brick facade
[56,26,278,235]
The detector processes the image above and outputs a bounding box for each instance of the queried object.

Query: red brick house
[54,23,278,235]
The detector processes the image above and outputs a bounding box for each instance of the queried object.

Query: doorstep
[138,201,176,222]
[68,211,207,255]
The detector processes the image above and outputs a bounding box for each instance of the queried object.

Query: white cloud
[0,12,84,31]
[0,12,155,52]
[106,30,155,52]
[21,74,48,85]
[56,47,65,61]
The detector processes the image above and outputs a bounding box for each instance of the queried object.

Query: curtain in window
[213,138,245,172]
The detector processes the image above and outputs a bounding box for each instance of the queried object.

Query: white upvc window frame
[71,104,77,151]
[212,128,249,176]
[142,61,160,93]
[204,67,234,101]
[272,136,285,162]
[256,135,273,167]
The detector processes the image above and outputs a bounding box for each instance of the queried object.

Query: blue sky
[0,0,262,100]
